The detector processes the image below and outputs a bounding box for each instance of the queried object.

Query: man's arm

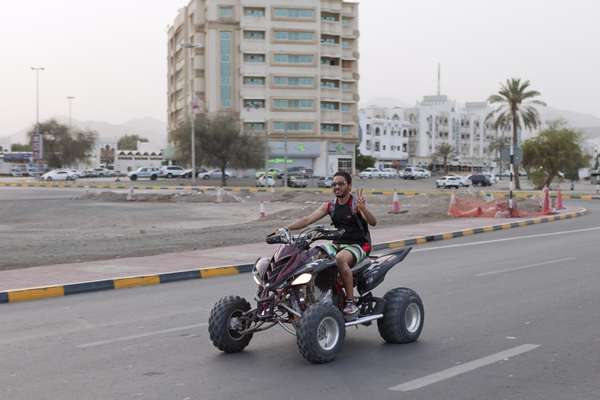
[356,188,377,226]
[287,202,329,231]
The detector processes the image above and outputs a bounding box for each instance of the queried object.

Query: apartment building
[359,96,501,172]
[167,0,360,176]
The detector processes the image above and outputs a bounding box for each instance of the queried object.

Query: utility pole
[284,123,289,188]
[31,67,45,163]
[67,96,76,130]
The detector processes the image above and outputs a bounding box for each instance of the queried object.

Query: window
[402,129,408,137]
[341,126,351,135]
[321,79,340,89]
[273,54,314,64]
[273,8,314,19]
[272,99,314,110]
[342,40,352,49]
[342,82,353,91]
[244,99,265,109]
[366,140,371,150]
[382,145,387,150]
[321,123,339,132]
[244,53,265,63]
[274,31,314,42]
[342,60,354,69]
[273,121,313,132]
[321,102,339,111]
[220,32,232,108]
[391,146,396,151]
[321,13,339,22]
[341,103,351,112]
[374,142,380,151]
[273,76,314,87]
[402,144,407,152]
[244,30,265,40]
[219,6,234,18]
[243,76,265,86]
[244,7,265,17]
[244,122,266,132]
[321,57,340,66]
[321,35,338,45]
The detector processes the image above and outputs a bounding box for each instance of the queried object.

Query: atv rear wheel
[208,296,253,353]
[296,302,345,364]
[377,288,424,344]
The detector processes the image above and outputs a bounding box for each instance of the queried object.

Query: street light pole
[284,124,289,188]
[31,66,45,163]
[181,42,203,186]
[67,96,76,130]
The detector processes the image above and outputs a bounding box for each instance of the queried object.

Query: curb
[0,208,587,305]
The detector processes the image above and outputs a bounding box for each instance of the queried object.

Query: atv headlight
[291,273,312,286]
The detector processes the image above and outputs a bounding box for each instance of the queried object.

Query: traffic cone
[259,201,267,219]
[388,192,407,214]
[555,188,565,210]
[540,185,552,215]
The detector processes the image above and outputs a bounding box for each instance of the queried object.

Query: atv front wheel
[296,302,345,364]
[208,296,253,353]
[377,288,424,344]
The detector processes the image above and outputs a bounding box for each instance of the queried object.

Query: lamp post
[181,42,203,186]
[284,123,289,188]
[31,66,45,163]
[66,96,76,130]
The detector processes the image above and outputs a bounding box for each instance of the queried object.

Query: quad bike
[208,226,424,364]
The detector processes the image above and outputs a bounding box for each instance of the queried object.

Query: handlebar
[265,226,344,245]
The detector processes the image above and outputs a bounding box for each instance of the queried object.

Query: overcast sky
[1,0,599,135]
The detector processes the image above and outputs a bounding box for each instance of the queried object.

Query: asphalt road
[1,200,599,400]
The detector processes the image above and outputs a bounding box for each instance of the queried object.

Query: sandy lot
[0,187,459,270]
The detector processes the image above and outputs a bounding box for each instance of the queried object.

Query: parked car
[467,174,492,187]
[452,175,472,187]
[484,173,498,184]
[436,176,463,189]
[199,169,231,180]
[92,167,113,177]
[416,168,431,178]
[128,167,160,181]
[381,168,399,178]
[359,167,382,179]
[40,169,78,181]
[160,165,187,178]
[317,176,334,188]
[403,167,420,180]
[287,166,313,178]
[287,176,308,188]
[182,167,208,178]
[256,168,285,179]
[256,174,276,187]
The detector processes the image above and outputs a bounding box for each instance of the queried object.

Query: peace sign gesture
[356,188,367,212]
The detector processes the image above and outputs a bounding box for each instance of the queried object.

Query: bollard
[127,187,134,201]
[260,201,267,219]
[216,187,223,203]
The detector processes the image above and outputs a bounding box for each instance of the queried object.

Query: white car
[198,169,231,180]
[128,167,161,181]
[256,174,275,187]
[436,176,463,189]
[40,169,78,181]
[454,176,472,187]
[485,174,498,184]
[381,168,399,178]
[416,168,432,178]
[160,165,187,178]
[359,167,382,179]
[403,166,420,180]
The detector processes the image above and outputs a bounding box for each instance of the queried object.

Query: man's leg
[335,249,356,301]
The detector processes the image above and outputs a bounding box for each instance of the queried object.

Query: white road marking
[475,257,576,277]
[413,226,600,253]
[77,322,208,349]
[389,344,540,392]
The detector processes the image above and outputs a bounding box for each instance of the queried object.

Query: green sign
[268,158,294,164]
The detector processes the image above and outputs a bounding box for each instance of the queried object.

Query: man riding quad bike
[208,172,424,363]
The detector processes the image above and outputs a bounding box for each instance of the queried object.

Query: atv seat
[351,258,371,275]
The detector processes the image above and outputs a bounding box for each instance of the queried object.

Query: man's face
[332,176,351,198]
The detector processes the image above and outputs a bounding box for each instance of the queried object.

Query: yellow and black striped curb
[0,208,587,305]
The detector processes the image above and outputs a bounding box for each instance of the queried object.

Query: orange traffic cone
[388,192,407,214]
[555,188,565,210]
[259,201,267,219]
[540,185,552,215]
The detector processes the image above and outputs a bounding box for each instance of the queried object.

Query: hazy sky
[1,0,599,135]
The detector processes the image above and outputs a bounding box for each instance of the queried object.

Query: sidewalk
[0,211,585,294]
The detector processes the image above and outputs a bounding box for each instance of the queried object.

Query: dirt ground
[0,187,461,270]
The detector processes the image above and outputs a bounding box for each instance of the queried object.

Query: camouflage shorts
[318,243,367,265]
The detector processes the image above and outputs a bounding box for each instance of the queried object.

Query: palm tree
[434,143,454,174]
[486,78,546,189]
[487,135,511,178]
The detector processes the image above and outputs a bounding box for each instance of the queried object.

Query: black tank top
[331,200,369,245]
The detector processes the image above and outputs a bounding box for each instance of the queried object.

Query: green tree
[170,113,266,186]
[522,121,590,189]
[486,78,546,189]
[26,119,97,168]
[11,143,32,152]
[434,143,454,174]
[355,145,376,171]
[487,135,511,176]
[117,134,147,151]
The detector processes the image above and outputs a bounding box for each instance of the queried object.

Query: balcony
[192,79,205,92]
[342,91,358,102]
[321,0,342,12]
[240,40,266,53]
[321,65,341,78]
[342,69,358,81]
[241,107,266,121]
[321,44,342,57]
[342,49,358,59]
[321,110,342,122]
[342,26,358,37]
[241,15,266,28]
[175,58,185,72]
[193,55,205,68]
[321,88,341,100]
[342,113,355,123]
[241,64,267,76]
[321,21,341,35]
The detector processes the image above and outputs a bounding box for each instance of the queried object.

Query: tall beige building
[167,0,360,176]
